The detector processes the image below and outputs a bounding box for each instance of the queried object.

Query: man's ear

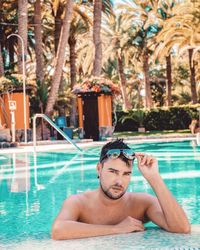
[96,162,102,178]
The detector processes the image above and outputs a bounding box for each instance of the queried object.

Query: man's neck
[97,188,126,207]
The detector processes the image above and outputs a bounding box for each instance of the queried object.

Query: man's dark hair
[99,139,132,166]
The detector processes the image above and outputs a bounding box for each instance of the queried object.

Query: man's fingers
[146,156,153,166]
[132,218,144,226]
[135,153,155,167]
[131,225,145,232]
[141,155,148,165]
[130,218,145,229]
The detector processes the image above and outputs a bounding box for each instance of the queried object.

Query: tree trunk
[166,54,172,106]
[8,37,15,70]
[188,48,198,104]
[54,4,63,53]
[93,0,102,77]
[117,56,132,111]
[34,0,45,83]
[69,35,77,127]
[54,4,65,95]
[0,43,4,76]
[18,0,28,74]
[137,81,142,108]
[0,23,4,76]
[45,0,73,116]
[143,47,152,109]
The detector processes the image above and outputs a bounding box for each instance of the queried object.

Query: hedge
[114,105,200,132]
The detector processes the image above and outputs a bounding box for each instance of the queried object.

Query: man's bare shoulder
[127,192,156,205]
[63,190,97,207]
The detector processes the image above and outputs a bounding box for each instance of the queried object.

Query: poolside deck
[0,133,196,154]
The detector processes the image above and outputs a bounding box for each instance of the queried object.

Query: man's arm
[135,153,191,234]
[51,195,144,240]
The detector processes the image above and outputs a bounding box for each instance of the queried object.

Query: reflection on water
[10,154,30,193]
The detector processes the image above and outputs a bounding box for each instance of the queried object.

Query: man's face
[97,158,132,200]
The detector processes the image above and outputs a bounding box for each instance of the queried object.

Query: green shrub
[114,105,200,132]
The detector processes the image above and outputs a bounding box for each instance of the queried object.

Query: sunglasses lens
[122,149,135,160]
[106,149,135,160]
[107,149,120,159]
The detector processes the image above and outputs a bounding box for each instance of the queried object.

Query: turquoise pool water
[0,140,200,249]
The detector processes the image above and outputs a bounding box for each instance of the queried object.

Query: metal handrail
[197,132,200,146]
[33,114,82,152]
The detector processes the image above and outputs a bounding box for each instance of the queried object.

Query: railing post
[33,115,37,153]
[32,113,82,152]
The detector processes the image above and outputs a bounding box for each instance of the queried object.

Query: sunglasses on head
[100,149,135,162]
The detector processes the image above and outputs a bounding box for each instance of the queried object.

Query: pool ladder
[33,114,82,153]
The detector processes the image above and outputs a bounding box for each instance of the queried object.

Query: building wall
[0,92,30,129]
[98,94,112,127]
[77,96,83,128]
[77,94,112,128]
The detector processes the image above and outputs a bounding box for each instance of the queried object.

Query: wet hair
[99,139,132,166]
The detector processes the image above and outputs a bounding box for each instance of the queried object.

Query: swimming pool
[0,140,200,249]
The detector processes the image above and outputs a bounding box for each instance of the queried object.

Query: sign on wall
[8,101,17,111]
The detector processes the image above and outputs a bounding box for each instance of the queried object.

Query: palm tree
[53,1,64,53]
[119,0,163,108]
[0,0,4,77]
[18,0,28,74]
[188,48,198,103]
[45,0,73,116]
[0,44,4,77]
[166,54,172,106]
[34,0,45,84]
[68,6,92,126]
[90,0,113,76]
[102,14,133,110]
[154,1,200,104]
[149,0,180,107]
[93,0,103,76]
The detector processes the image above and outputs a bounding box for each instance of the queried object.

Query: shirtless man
[51,139,190,240]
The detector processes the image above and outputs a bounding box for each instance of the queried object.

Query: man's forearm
[148,174,190,233]
[52,220,118,240]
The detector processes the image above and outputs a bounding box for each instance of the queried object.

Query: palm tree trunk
[69,35,77,127]
[18,0,28,74]
[166,54,172,106]
[54,4,65,95]
[45,0,73,116]
[54,4,63,53]
[0,43,4,76]
[188,48,198,104]
[117,56,131,110]
[143,47,152,109]
[8,37,15,70]
[137,82,142,108]
[0,23,4,76]
[93,0,102,77]
[34,0,44,83]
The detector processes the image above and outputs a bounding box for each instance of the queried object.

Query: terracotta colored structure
[0,92,30,129]
[77,92,113,141]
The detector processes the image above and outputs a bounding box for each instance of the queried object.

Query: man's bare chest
[79,204,145,225]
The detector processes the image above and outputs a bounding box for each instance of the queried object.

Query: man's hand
[135,153,159,180]
[115,216,145,234]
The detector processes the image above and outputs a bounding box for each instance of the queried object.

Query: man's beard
[100,182,126,200]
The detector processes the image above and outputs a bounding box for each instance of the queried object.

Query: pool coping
[0,134,197,154]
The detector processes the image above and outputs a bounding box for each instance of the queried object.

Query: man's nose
[115,176,123,186]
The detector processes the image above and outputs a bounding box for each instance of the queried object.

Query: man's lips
[111,186,123,191]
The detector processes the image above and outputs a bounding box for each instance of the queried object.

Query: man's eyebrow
[107,167,119,172]
[124,171,132,174]
[107,168,132,174]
